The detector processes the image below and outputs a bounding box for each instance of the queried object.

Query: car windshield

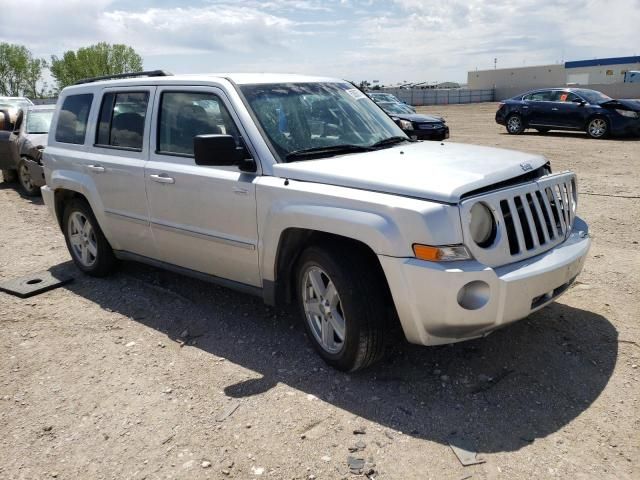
[26,110,54,134]
[371,93,399,102]
[576,90,612,104]
[240,82,406,161]
[379,102,407,114]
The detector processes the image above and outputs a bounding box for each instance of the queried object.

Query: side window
[96,91,149,150]
[55,94,93,144]
[524,91,551,102]
[157,91,240,156]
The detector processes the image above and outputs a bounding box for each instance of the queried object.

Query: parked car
[42,71,590,371]
[368,92,416,112]
[0,105,54,195]
[378,101,449,140]
[496,88,640,138]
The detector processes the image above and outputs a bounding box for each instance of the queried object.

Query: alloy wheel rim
[507,116,521,132]
[589,119,606,137]
[19,163,33,191]
[68,211,98,267]
[301,266,346,354]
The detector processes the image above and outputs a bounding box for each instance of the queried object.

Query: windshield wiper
[370,136,411,148]
[285,144,373,161]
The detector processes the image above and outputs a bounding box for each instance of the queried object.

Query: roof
[565,56,640,69]
[64,73,345,91]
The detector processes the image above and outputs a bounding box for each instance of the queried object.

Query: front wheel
[63,198,116,276]
[506,114,525,134]
[586,117,608,139]
[295,245,389,371]
[17,158,40,196]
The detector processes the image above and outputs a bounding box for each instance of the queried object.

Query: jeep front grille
[460,172,577,267]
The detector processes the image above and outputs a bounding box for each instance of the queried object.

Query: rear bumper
[25,158,46,187]
[379,216,591,346]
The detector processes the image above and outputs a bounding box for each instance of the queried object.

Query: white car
[42,71,590,371]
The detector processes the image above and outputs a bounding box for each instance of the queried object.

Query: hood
[395,113,443,123]
[601,99,640,110]
[272,141,548,204]
[23,132,48,148]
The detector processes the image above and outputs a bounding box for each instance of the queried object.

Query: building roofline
[565,56,640,69]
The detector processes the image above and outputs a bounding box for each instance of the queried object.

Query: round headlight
[469,202,496,247]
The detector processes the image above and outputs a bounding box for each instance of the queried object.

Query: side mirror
[572,98,586,106]
[193,134,256,172]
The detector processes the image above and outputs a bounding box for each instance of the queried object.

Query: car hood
[23,132,48,147]
[272,141,549,204]
[394,113,443,123]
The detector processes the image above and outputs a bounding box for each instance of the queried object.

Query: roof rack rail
[73,70,173,85]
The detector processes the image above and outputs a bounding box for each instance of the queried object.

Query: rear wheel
[295,244,389,371]
[506,114,525,134]
[586,117,608,139]
[63,198,116,276]
[1,169,17,183]
[17,158,40,196]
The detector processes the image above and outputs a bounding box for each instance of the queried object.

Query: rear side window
[157,91,240,156]
[55,94,93,144]
[96,92,149,150]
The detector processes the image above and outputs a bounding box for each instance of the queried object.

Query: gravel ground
[0,102,638,480]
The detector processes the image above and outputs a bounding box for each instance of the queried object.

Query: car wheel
[17,158,40,196]
[535,128,550,134]
[586,117,609,139]
[63,198,116,277]
[1,169,17,183]
[506,114,525,134]
[296,244,388,371]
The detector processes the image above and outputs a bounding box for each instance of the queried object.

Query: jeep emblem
[520,162,533,171]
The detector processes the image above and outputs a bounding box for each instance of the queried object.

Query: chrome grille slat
[520,194,540,249]
[460,172,577,267]
[530,192,551,244]
[506,197,527,254]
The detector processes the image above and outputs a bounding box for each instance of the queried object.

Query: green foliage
[50,42,144,90]
[0,43,48,98]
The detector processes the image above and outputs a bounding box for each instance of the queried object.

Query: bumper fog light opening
[457,281,490,310]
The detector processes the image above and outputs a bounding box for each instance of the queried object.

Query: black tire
[535,128,550,134]
[63,198,116,277]
[1,169,17,183]
[505,113,525,134]
[586,116,609,139]
[295,244,389,371]
[17,158,40,196]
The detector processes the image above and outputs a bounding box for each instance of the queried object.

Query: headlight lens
[399,119,413,130]
[469,202,496,247]
[615,109,639,118]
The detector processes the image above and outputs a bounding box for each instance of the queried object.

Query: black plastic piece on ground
[0,271,73,298]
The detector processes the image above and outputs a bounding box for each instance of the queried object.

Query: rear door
[144,86,261,286]
[83,87,157,258]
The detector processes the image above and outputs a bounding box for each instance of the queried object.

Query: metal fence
[379,88,495,106]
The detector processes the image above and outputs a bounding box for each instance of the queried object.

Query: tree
[50,42,143,90]
[0,43,47,97]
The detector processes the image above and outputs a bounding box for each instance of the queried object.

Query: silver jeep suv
[42,71,590,371]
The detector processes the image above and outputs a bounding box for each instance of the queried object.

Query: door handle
[149,174,175,184]
[522,106,529,109]
[233,187,249,195]
[551,108,559,111]
[87,164,105,173]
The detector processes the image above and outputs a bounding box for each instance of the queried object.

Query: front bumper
[25,158,46,188]
[379,217,591,346]
[609,116,640,137]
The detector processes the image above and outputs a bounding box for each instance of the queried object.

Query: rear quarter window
[55,94,93,144]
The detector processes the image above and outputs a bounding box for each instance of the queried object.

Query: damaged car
[378,101,449,141]
[496,88,640,138]
[0,105,54,195]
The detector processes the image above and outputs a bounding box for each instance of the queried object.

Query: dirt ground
[0,102,638,480]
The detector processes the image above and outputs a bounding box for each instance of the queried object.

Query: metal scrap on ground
[449,443,486,466]
[0,271,73,298]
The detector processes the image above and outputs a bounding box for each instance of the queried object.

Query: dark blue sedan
[495,88,640,139]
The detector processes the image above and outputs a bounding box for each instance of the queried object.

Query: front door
[144,86,261,287]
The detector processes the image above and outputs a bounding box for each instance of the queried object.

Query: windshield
[380,102,413,115]
[0,98,32,109]
[240,82,406,161]
[577,89,612,104]
[26,110,54,134]
[371,93,399,103]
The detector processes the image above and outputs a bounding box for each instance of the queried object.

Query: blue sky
[2,0,639,85]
